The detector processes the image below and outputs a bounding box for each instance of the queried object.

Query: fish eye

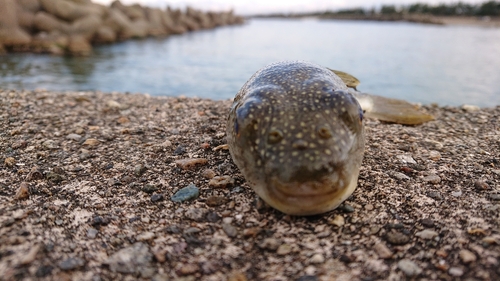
[268,129,283,144]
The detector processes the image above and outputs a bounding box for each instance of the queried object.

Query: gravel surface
[1,89,499,281]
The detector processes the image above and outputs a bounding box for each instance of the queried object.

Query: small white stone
[309,253,325,264]
[398,259,422,277]
[328,215,345,227]
[136,232,155,241]
[459,249,476,264]
[415,229,438,240]
[448,267,464,276]
[462,104,480,112]
[397,154,417,164]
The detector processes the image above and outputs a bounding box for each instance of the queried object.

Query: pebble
[448,267,464,277]
[142,184,157,194]
[137,232,155,241]
[339,204,355,213]
[151,194,164,202]
[83,138,99,146]
[66,133,82,141]
[134,164,147,176]
[459,249,476,264]
[205,196,227,206]
[42,139,58,149]
[420,218,435,227]
[259,238,281,251]
[428,150,441,161]
[20,244,40,265]
[208,175,235,188]
[201,169,216,179]
[490,193,500,201]
[427,191,443,200]
[385,231,410,245]
[58,257,85,271]
[152,274,170,281]
[87,228,98,239]
[222,223,238,238]
[423,174,441,184]
[243,227,261,237]
[276,244,292,255]
[107,100,123,109]
[415,229,438,240]
[171,184,199,202]
[117,116,130,124]
[391,172,410,181]
[173,145,187,155]
[228,271,248,281]
[206,211,221,222]
[15,182,30,200]
[328,215,345,227]
[296,276,318,281]
[373,243,393,259]
[35,265,53,277]
[474,180,489,190]
[175,158,208,170]
[397,259,422,277]
[185,208,207,222]
[397,154,417,164]
[176,263,200,276]
[451,191,462,197]
[462,104,480,112]
[309,253,325,264]
[4,157,15,167]
[106,242,152,274]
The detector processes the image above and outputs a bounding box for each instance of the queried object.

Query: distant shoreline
[250,14,500,28]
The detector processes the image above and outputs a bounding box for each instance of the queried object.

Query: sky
[93,0,489,15]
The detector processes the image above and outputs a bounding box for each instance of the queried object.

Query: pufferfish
[227,61,433,216]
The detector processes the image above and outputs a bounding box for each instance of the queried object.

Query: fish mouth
[255,172,359,216]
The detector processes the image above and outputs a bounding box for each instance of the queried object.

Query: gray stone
[58,257,85,270]
[415,229,438,240]
[106,242,152,274]
[448,267,464,277]
[87,228,98,239]
[222,223,237,238]
[397,259,422,277]
[171,184,199,202]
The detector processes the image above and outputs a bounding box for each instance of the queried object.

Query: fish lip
[253,172,359,216]
[269,176,340,198]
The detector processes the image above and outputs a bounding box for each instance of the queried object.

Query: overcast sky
[93,0,488,15]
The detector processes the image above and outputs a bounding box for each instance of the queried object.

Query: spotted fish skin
[227,61,365,215]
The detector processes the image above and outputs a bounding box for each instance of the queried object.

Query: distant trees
[477,1,500,15]
[334,1,500,16]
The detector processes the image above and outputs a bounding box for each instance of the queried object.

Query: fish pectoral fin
[358,93,434,125]
[328,69,360,89]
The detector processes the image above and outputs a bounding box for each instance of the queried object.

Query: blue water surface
[1,18,500,106]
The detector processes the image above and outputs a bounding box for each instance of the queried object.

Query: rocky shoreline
[0,0,244,56]
[1,89,499,280]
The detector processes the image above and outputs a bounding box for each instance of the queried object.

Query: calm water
[1,19,500,107]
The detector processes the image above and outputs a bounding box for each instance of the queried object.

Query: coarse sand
[0,89,499,280]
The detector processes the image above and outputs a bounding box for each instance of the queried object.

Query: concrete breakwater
[0,0,244,56]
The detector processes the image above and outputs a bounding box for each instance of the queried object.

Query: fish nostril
[317,126,332,139]
[292,139,308,150]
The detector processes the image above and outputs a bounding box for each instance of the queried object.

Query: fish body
[227,61,365,215]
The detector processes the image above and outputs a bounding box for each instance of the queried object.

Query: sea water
[1,18,500,107]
